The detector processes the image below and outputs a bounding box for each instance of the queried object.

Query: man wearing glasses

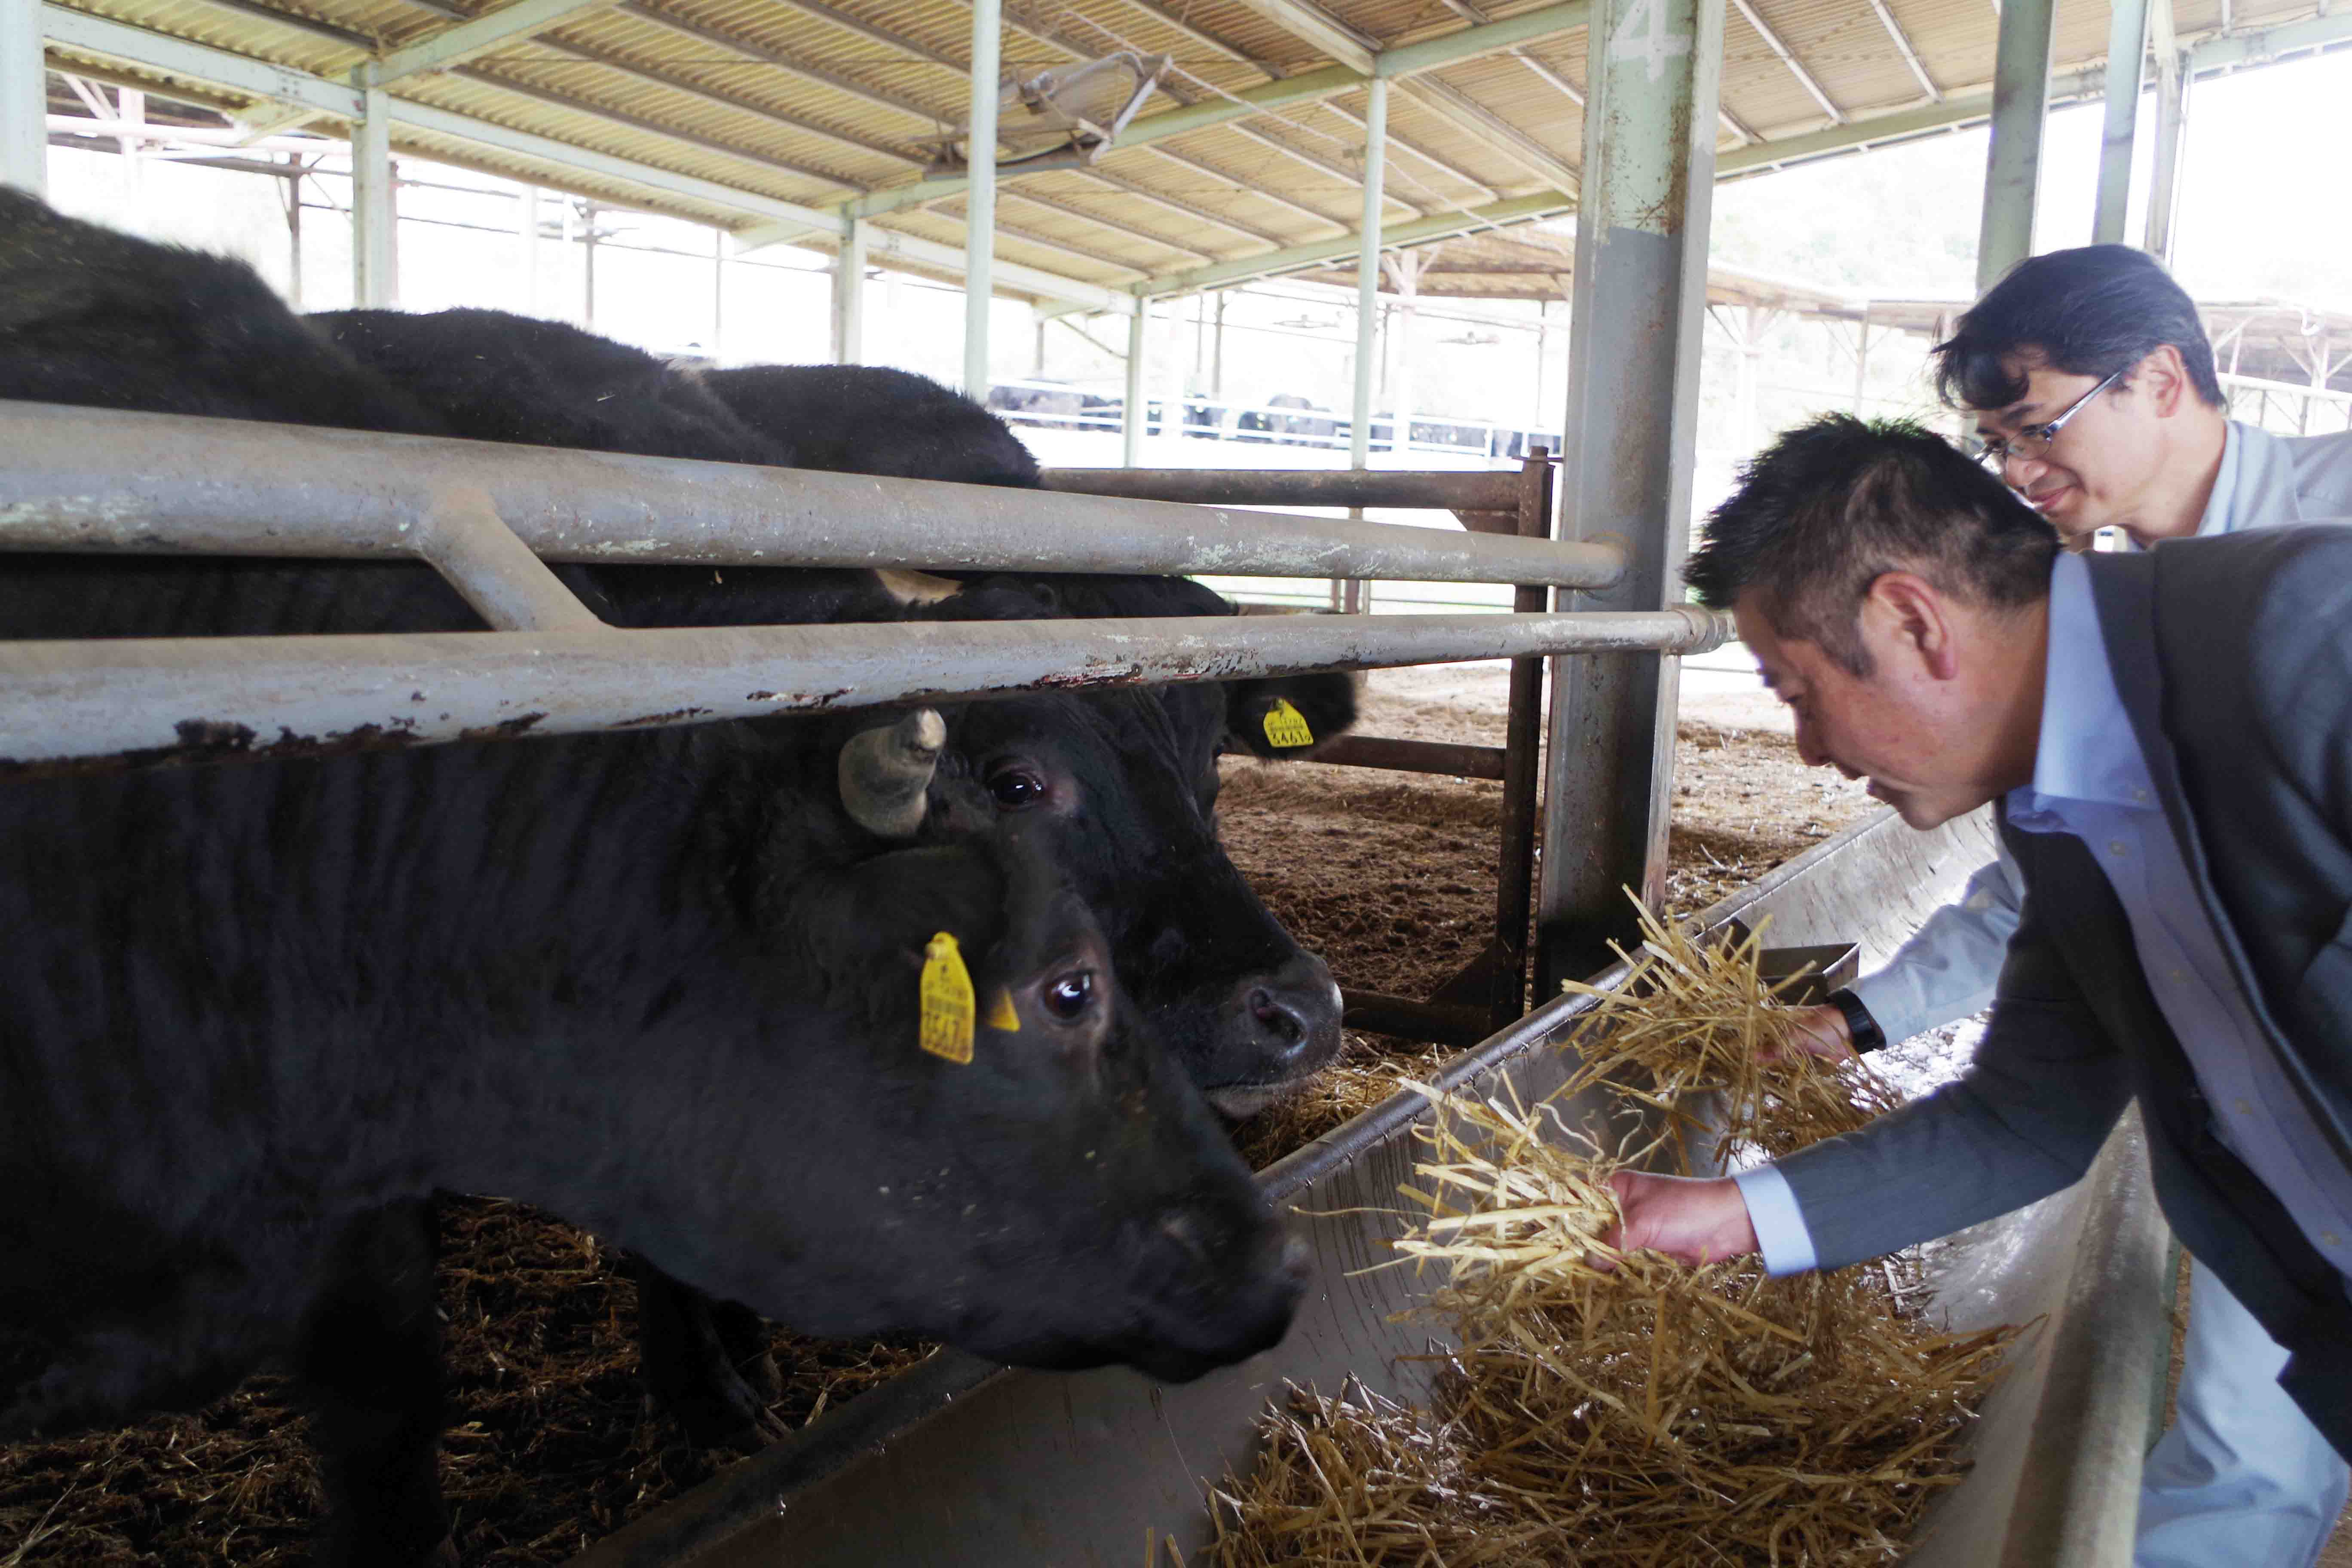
[1780,246,2352,1565]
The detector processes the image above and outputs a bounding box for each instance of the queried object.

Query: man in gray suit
[1612,415,2352,1562]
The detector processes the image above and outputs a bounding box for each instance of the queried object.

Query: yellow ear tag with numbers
[983,987,1021,1033]
[918,932,976,1064]
[1262,697,1315,749]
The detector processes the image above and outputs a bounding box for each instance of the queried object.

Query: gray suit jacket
[1778,522,2352,1456]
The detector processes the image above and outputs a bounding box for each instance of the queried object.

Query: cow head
[690,826,1303,1381]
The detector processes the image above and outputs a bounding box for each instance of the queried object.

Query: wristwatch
[1826,988,1886,1054]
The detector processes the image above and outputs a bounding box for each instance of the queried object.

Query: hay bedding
[1200,911,2019,1566]
[0,673,1865,1565]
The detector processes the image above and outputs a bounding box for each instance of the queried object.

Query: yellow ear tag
[983,987,1021,1033]
[1262,697,1315,749]
[917,932,976,1064]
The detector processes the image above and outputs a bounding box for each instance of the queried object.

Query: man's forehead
[1976,349,2062,427]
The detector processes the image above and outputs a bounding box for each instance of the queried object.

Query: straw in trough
[1204,900,2021,1566]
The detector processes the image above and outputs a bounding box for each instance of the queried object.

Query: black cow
[0,719,1300,1564]
[701,361,1041,486]
[2,209,1355,1443]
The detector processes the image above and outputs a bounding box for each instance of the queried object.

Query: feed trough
[573,804,2169,1567]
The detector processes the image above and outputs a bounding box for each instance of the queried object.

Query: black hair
[1932,245,2223,411]
[1684,415,2059,675]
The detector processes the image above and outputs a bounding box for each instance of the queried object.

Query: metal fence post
[1976,0,2054,292]
[1,0,43,197]
[1122,298,1149,466]
[1537,0,1725,989]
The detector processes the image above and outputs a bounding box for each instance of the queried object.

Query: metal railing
[0,402,1731,777]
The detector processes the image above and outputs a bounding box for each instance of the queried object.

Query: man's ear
[2135,343,2195,419]
[1864,571,1961,681]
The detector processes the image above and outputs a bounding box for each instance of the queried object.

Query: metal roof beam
[1399,76,1577,194]
[850,0,1591,220]
[1215,0,1378,74]
[368,0,627,84]
[1085,162,1289,245]
[1132,144,1349,233]
[446,64,861,190]
[36,3,1132,313]
[615,4,948,127]
[502,37,926,168]
[1861,0,1941,100]
[1725,0,1844,123]
[1140,189,1569,295]
[1317,95,1500,202]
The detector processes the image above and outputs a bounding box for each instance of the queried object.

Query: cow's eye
[1043,970,1094,1020]
[986,763,1048,808]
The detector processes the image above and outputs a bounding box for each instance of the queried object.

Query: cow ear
[1221,671,1360,760]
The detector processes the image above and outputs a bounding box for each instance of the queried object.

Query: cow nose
[1236,953,1342,1069]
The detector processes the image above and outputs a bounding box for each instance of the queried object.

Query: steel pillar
[1348,76,1387,470]
[962,0,999,398]
[1538,0,1725,987]
[351,83,397,307]
[1975,0,2053,292]
[2092,0,2149,245]
[2144,37,2187,260]
[1,0,40,196]
[516,184,538,315]
[832,216,867,363]
[1122,299,1149,466]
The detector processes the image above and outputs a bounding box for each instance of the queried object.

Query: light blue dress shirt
[1739,550,2352,1282]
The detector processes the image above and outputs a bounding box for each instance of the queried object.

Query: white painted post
[710,225,725,363]
[350,84,398,307]
[962,0,1001,399]
[2144,43,2188,261]
[2092,0,2150,245]
[832,215,866,364]
[1387,251,1421,455]
[517,184,538,315]
[0,0,43,197]
[1975,0,2054,292]
[1122,297,1149,466]
[581,198,597,330]
[1349,76,1388,469]
[117,86,143,196]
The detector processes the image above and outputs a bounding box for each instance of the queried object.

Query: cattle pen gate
[0,395,2175,1565]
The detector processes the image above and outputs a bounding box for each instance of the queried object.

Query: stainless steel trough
[571,804,2174,1568]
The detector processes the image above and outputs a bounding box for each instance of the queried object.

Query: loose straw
[1205,897,2018,1567]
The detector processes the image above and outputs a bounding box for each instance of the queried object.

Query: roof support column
[4,0,46,196]
[962,0,1000,398]
[2144,13,2187,261]
[833,214,867,364]
[1975,0,2054,291]
[351,82,398,307]
[2092,0,2149,245]
[1348,76,1388,470]
[1122,297,1150,466]
[1538,0,1725,986]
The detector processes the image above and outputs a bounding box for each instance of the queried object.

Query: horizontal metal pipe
[1309,734,1507,780]
[0,608,1730,775]
[0,403,1624,589]
[1035,467,1527,512]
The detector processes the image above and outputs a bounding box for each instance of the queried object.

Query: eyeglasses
[1970,370,2123,472]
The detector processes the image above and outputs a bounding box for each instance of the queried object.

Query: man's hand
[1606,1171,1760,1266]
[1772,1002,1856,1063]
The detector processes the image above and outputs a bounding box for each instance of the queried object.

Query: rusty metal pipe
[1036,468,1526,511]
[1308,735,1506,779]
[0,608,1730,775]
[0,402,1626,589]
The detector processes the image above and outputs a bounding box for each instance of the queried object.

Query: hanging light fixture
[924,50,1172,175]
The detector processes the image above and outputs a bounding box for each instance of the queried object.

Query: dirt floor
[29,658,2312,1565]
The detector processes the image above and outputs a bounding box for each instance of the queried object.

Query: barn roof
[34,0,2352,311]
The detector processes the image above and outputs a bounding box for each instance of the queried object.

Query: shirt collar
[2009,552,2154,816]
[2195,421,2242,538]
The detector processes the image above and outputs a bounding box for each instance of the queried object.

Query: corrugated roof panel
[402,68,857,203]
[62,0,368,74]
[1745,0,1932,118]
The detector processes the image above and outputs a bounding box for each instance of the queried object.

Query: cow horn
[838,709,946,838]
